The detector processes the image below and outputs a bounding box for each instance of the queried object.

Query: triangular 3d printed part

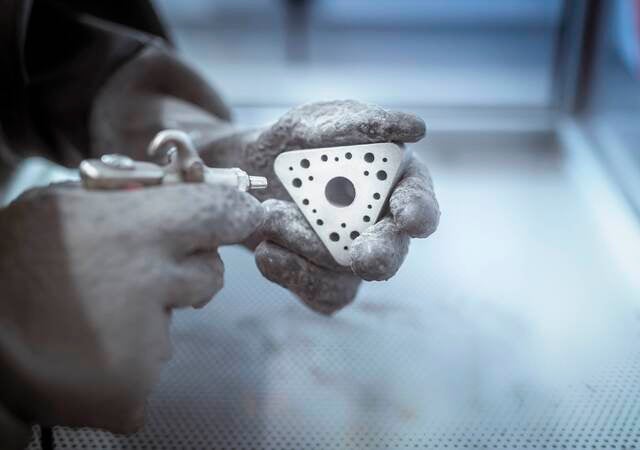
[274,142,409,266]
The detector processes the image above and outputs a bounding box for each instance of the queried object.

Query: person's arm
[89,44,236,163]
[91,47,441,315]
[1,0,230,167]
[0,182,264,446]
[27,2,440,316]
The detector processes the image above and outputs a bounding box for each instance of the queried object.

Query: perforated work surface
[28,144,640,449]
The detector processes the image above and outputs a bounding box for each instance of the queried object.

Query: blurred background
[21,1,640,449]
[155,0,560,107]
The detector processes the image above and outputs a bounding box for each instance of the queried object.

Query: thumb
[149,184,265,250]
[51,183,264,253]
[73,183,265,252]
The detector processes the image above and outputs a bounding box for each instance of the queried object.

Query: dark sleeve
[0,0,172,166]
[49,0,172,44]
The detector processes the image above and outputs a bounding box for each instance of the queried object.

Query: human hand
[0,183,263,432]
[202,100,440,314]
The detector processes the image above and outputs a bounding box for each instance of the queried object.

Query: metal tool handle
[80,130,268,192]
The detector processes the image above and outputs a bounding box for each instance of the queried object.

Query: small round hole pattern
[273,142,406,267]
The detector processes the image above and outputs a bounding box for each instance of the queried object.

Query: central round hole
[325,176,356,207]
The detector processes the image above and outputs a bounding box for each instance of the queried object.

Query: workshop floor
[37,120,640,449]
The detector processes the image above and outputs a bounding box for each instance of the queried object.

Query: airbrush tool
[80,130,267,192]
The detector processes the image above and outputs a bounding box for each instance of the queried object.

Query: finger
[350,217,410,281]
[161,251,225,309]
[259,199,348,272]
[255,241,361,315]
[97,183,264,253]
[256,100,426,153]
[159,184,264,248]
[389,156,440,238]
[46,183,264,260]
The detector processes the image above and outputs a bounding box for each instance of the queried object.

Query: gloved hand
[88,48,439,315]
[0,183,263,433]
[201,100,440,315]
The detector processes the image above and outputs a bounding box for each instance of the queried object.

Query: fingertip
[211,186,267,244]
[350,239,406,281]
[255,241,297,283]
[350,220,410,281]
[164,252,225,309]
[390,157,440,238]
[394,191,440,238]
[191,270,224,309]
[243,190,266,233]
[255,241,359,315]
[387,110,426,143]
[254,240,275,275]
[260,198,294,230]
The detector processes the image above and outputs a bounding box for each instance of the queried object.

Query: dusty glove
[90,45,233,162]
[0,183,263,433]
[88,49,439,315]
[201,100,440,314]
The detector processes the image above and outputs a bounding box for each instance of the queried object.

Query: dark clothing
[0,0,170,445]
[0,0,170,170]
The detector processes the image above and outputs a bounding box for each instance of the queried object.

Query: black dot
[308,176,314,181]
[312,209,317,213]
[376,170,387,181]
[364,152,375,163]
[316,219,324,226]
[330,232,340,242]
[345,152,352,159]
[334,157,339,161]
[289,166,293,171]
[321,155,328,162]
[350,231,360,240]
[341,223,346,228]
[292,178,302,187]
[302,199,309,205]
[343,246,348,251]
[367,204,372,209]
[364,171,369,176]
[363,215,371,222]
[383,157,388,162]
[373,193,381,200]
[300,159,310,168]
